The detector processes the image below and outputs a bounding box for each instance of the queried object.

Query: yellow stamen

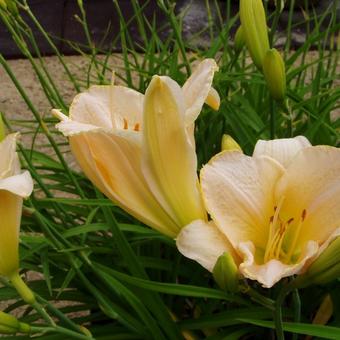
[264,196,285,263]
[285,209,307,262]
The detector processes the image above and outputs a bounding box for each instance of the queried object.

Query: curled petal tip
[52,109,70,122]
[151,75,162,86]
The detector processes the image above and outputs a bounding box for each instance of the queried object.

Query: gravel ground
[0,53,338,131]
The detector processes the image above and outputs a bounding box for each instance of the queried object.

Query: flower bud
[0,311,30,334]
[221,135,242,152]
[262,48,286,101]
[294,237,340,288]
[239,0,270,69]
[5,0,18,16]
[213,252,239,293]
[0,0,7,10]
[234,26,246,53]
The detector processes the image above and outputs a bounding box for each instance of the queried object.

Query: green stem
[30,326,93,340]
[292,289,301,340]
[270,98,276,139]
[158,1,191,76]
[269,1,282,47]
[36,295,82,333]
[20,0,81,92]
[9,272,56,326]
[32,302,56,327]
[9,272,35,305]
[275,284,292,340]
[243,286,275,310]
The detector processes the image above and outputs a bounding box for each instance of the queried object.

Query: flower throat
[264,196,307,264]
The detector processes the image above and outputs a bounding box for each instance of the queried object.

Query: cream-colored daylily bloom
[177,137,340,288]
[54,59,220,237]
[0,133,33,277]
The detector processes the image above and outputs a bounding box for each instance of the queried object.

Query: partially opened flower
[177,136,340,288]
[54,59,219,237]
[0,133,33,278]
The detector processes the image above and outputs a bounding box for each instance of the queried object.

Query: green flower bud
[221,135,243,152]
[213,252,239,293]
[0,311,30,334]
[0,325,15,334]
[18,322,30,333]
[294,237,340,288]
[0,0,7,10]
[0,311,20,330]
[234,26,246,53]
[239,0,270,70]
[0,113,6,142]
[262,48,286,101]
[5,0,18,16]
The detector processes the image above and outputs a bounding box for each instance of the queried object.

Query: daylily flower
[53,59,220,237]
[177,136,340,288]
[0,133,33,277]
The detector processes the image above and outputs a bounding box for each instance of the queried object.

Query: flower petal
[70,131,179,237]
[253,136,311,168]
[182,59,219,124]
[176,219,240,272]
[238,240,319,288]
[57,121,102,136]
[69,85,144,130]
[0,191,22,276]
[0,171,33,198]
[201,151,284,250]
[275,146,340,246]
[205,87,220,111]
[142,75,206,227]
[0,133,21,178]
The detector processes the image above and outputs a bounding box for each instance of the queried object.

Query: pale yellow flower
[54,59,220,237]
[0,133,33,277]
[177,137,340,288]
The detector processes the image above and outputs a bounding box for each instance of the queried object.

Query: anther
[123,118,128,130]
[302,209,307,221]
[134,123,140,132]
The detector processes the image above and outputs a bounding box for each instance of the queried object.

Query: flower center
[263,196,307,264]
[122,118,140,132]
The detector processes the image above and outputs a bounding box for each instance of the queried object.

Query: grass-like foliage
[0,0,339,339]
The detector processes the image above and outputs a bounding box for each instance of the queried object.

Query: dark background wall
[0,0,337,58]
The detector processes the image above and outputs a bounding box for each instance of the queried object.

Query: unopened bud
[0,311,30,334]
[0,0,7,10]
[213,252,239,293]
[239,0,270,69]
[5,0,18,16]
[294,237,340,288]
[0,311,19,330]
[17,322,30,333]
[0,325,15,334]
[263,48,286,101]
[221,135,242,152]
[234,26,246,53]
